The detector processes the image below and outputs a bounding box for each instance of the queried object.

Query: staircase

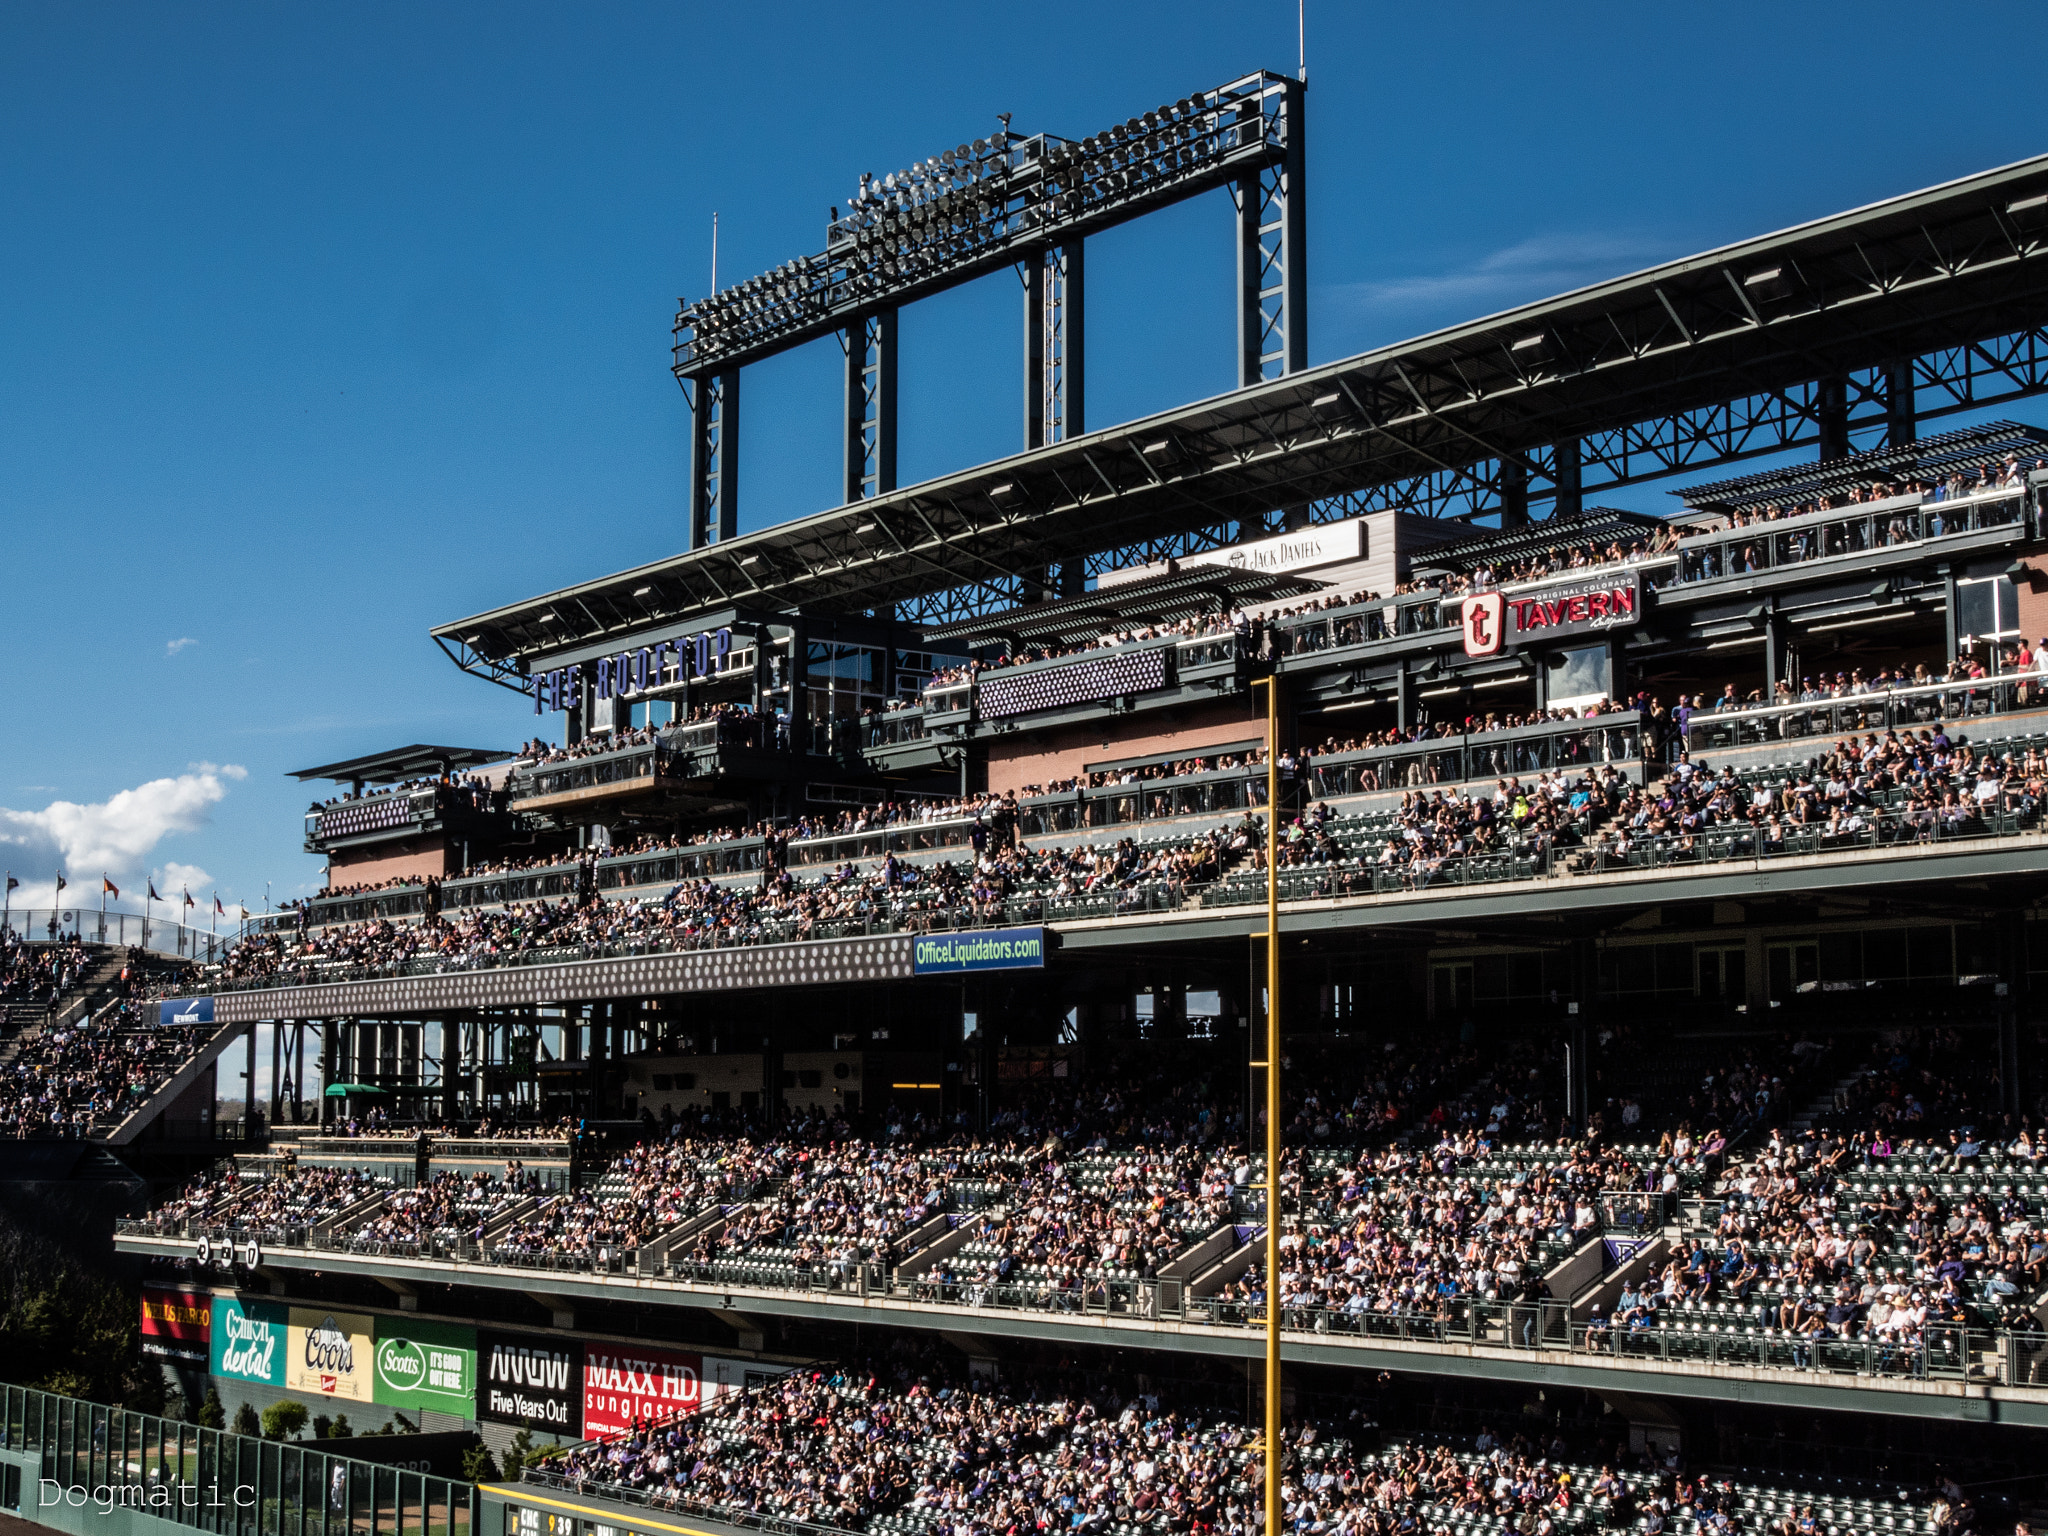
[104,1018,250,1146]
[1785,1064,1872,1135]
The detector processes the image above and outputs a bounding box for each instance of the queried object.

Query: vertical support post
[1022,245,1083,449]
[243,1025,256,1138]
[843,309,898,503]
[1498,457,1529,529]
[1817,374,1850,461]
[1885,359,1917,448]
[1233,77,1307,387]
[1252,671,1282,1536]
[689,369,740,548]
[1552,439,1582,520]
[1763,603,1785,699]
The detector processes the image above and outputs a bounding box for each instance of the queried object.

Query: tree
[505,1428,538,1472]
[459,1444,502,1484]
[328,1414,353,1439]
[232,1402,262,1438]
[262,1401,309,1441]
[198,1387,226,1429]
[311,1415,332,1440]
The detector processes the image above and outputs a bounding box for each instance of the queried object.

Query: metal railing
[0,910,231,962]
[0,1380,475,1536]
[1679,676,2047,754]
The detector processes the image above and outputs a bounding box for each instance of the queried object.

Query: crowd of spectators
[0,966,205,1138]
[306,771,496,813]
[0,934,90,1008]
[532,1344,1952,1536]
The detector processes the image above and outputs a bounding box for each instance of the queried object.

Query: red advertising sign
[140,1286,212,1363]
[581,1342,702,1438]
[1462,591,1506,657]
[1502,572,1641,645]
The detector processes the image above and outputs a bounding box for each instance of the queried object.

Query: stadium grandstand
[46,70,2048,1536]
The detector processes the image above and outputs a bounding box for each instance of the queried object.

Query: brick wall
[325,838,450,890]
[983,698,1262,796]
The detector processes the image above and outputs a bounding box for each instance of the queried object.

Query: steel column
[1552,438,1582,519]
[1886,358,1917,447]
[1023,242,1085,450]
[843,309,898,503]
[1817,374,1851,460]
[1233,78,1306,386]
[689,369,740,548]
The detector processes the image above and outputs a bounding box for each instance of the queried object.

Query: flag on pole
[182,887,194,909]
[54,876,66,897]
[5,877,16,894]
[147,881,161,902]
[214,896,225,917]
[103,877,120,899]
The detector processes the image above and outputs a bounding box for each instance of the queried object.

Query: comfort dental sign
[1462,571,1642,658]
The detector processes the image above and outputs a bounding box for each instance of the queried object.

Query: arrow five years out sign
[478,1330,583,1436]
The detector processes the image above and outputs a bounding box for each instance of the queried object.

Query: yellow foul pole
[1251,672,1282,1534]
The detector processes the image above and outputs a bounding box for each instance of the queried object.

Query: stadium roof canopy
[1673,417,2048,512]
[436,150,2048,688]
[290,745,512,786]
[1403,506,1669,573]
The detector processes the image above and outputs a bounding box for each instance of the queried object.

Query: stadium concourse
[44,109,2048,1536]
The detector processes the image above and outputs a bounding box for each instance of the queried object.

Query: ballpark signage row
[531,626,736,715]
[1462,571,1643,658]
[171,1299,774,1433]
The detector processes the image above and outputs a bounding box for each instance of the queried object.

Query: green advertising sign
[371,1316,477,1414]
[210,1296,287,1386]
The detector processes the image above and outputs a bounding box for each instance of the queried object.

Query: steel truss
[687,370,738,548]
[1023,242,1084,449]
[673,71,1306,547]
[842,309,898,503]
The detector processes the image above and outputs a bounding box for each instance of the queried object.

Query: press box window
[1955,574,2021,642]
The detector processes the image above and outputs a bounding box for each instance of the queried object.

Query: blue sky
[5,0,2048,912]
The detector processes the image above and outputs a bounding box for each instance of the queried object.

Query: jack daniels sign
[531,627,734,715]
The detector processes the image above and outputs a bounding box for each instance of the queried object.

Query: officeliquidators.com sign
[912,927,1047,975]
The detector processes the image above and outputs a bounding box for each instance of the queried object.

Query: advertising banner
[372,1316,477,1415]
[140,1286,211,1365]
[286,1307,376,1402]
[477,1330,582,1436]
[210,1296,287,1386]
[912,927,1046,976]
[159,997,215,1026]
[1501,571,1642,647]
[581,1342,702,1438]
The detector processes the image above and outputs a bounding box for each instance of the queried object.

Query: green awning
[323,1083,391,1097]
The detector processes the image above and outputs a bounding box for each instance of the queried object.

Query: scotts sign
[531,627,736,714]
[1462,571,1643,658]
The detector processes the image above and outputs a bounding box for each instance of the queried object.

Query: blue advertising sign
[160,997,215,1027]
[913,927,1048,975]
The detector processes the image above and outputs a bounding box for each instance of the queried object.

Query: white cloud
[166,637,197,656]
[0,767,242,908]
[158,862,215,900]
[1327,232,1681,342]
